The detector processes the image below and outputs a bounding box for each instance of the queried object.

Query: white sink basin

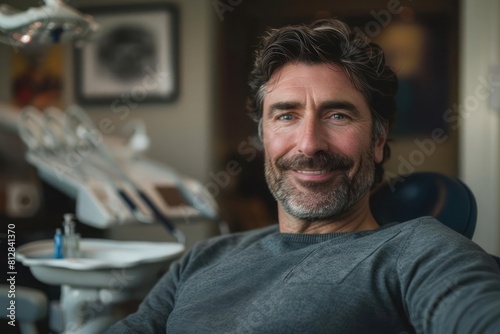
[17,239,185,288]
[17,238,185,333]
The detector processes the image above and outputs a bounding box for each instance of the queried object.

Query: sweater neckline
[275,222,399,244]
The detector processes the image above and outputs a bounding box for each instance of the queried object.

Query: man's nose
[296,117,329,157]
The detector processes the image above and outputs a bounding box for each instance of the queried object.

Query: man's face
[262,63,386,222]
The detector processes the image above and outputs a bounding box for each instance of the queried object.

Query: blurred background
[0,0,498,257]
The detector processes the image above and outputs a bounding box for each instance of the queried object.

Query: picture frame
[74,4,179,105]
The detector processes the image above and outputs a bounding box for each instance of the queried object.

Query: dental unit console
[17,105,220,243]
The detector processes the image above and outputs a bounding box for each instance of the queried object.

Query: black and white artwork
[74,5,178,104]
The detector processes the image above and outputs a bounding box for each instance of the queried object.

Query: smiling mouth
[296,170,328,175]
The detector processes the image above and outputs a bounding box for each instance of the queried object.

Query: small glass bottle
[63,214,80,258]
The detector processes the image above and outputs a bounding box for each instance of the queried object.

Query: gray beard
[265,150,375,222]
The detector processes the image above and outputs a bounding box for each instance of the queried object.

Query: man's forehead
[262,63,368,107]
[265,63,347,90]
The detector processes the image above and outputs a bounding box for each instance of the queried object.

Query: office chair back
[370,172,477,239]
[370,172,500,268]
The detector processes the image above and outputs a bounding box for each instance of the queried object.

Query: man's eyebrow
[267,101,302,118]
[266,100,362,118]
[318,101,361,117]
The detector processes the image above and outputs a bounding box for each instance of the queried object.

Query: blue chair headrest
[370,172,477,239]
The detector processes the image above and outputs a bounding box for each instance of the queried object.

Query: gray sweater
[106,217,500,333]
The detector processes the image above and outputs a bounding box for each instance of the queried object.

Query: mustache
[275,152,354,171]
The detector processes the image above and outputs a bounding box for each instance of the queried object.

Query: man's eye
[278,114,293,121]
[330,114,345,120]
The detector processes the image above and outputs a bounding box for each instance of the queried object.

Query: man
[107,19,500,333]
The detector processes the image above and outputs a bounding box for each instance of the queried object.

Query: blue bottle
[54,228,64,259]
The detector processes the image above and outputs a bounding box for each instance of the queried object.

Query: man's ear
[374,123,388,164]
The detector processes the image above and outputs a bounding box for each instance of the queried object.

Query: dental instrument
[45,106,154,225]
[18,107,141,226]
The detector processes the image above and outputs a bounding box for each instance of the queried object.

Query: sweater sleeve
[397,218,500,334]
[104,246,195,334]
[103,227,272,333]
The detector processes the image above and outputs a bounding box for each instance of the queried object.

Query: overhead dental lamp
[0,0,98,46]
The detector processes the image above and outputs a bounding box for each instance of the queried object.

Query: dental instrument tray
[16,106,219,238]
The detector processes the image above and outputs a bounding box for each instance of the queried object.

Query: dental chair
[370,171,500,267]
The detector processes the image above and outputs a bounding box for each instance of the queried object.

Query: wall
[460,0,500,256]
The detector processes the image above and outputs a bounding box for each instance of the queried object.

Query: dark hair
[247,18,398,185]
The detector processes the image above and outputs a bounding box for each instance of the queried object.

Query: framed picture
[74,4,179,104]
